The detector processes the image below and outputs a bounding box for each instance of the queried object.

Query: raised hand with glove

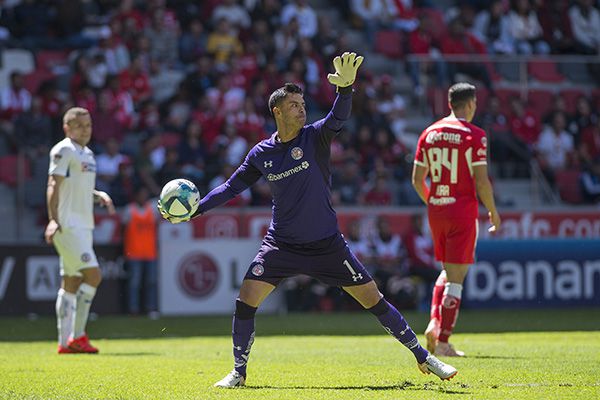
[327,52,364,88]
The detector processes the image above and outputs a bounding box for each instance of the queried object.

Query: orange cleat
[58,345,77,354]
[67,334,99,354]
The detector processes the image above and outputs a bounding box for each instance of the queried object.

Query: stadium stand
[0,0,599,244]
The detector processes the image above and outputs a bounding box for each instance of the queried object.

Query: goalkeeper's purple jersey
[197,89,353,244]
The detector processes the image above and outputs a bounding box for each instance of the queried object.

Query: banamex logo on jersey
[178,253,219,298]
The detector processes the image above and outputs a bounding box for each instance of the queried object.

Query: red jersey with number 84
[414,117,488,220]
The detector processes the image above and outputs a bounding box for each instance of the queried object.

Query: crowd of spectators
[0,0,599,223]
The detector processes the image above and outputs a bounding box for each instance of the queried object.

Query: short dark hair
[448,82,476,110]
[268,83,303,116]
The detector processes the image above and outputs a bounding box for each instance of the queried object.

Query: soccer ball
[159,178,200,218]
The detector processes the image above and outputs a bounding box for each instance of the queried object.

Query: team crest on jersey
[291,147,303,160]
[251,264,264,276]
[81,161,96,173]
[81,253,91,262]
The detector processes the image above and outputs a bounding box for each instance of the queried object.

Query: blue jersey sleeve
[312,86,353,146]
[194,153,262,216]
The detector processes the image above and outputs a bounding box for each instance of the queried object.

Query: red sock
[430,271,447,321]
[438,283,463,343]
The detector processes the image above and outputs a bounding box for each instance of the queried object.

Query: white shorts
[53,228,98,277]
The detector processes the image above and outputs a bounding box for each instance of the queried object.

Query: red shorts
[428,216,478,264]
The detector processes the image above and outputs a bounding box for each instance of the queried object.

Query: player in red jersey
[411,82,501,357]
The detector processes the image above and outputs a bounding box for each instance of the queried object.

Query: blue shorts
[244,232,373,287]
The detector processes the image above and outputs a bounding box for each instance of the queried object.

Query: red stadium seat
[559,89,586,114]
[36,50,70,73]
[374,30,404,59]
[527,89,555,118]
[427,86,449,118]
[555,169,583,204]
[0,155,31,187]
[23,70,55,94]
[528,59,565,83]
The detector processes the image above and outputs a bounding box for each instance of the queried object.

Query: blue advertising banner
[463,239,600,308]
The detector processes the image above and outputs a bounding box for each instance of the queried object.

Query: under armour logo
[352,273,363,282]
[264,161,273,168]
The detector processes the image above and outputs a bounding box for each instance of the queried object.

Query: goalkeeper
[160,52,457,386]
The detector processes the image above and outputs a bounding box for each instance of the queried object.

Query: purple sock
[371,299,429,364]
[232,315,255,377]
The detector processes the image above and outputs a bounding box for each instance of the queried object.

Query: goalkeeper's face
[279,93,306,130]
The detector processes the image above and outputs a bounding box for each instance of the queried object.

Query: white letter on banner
[554,261,581,300]
[526,261,553,300]
[0,257,15,301]
[584,261,600,299]
[466,261,496,301]
[497,261,523,300]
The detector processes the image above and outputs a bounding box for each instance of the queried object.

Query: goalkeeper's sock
[56,289,76,347]
[232,299,257,378]
[369,298,429,364]
[430,271,447,322]
[438,283,462,343]
[73,283,96,339]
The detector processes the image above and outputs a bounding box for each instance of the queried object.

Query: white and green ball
[159,178,200,218]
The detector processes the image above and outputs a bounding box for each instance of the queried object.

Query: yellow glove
[327,52,364,88]
[157,199,190,224]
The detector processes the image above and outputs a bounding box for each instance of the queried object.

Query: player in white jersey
[45,107,115,354]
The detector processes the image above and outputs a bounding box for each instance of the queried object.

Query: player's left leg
[67,266,101,354]
[436,263,468,357]
[343,281,457,380]
[425,270,447,353]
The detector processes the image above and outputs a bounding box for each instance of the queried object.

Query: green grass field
[1,309,599,399]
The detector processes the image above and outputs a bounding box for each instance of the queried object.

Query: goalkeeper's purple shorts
[244,232,372,287]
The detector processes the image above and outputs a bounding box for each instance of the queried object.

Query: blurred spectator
[206,18,243,70]
[86,52,109,89]
[537,0,575,54]
[441,18,495,92]
[372,216,415,308]
[472,0,515,54]
[96,138,128,193]
[178,18,208,64]
[314,15,339,59]
[568,0,600,55]
[332,157,364,205]
[156,148,182,187]
[13,96,53,153]
[536,111,576,184]
[149,59,185,104]
[177,120,206,183]
[344,219,376,270]
[568,96,599,146]
[350,0,387,43]
[122,186,159,317]
[135,135,163,196]
[0,72,32,123]
[509,97,541,149]
[506,0,550,54]
[363,175,394,205]
[407,14,448,97]
[145,7,179,67]
[274,17,300,69]
[281,0,318,39]
[91,91,126,146]
[119,55,152,105]
[385,0,419,32]
[211,0,251,32]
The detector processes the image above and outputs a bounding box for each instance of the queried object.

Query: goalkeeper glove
[327,52,364,88]
[157,199,191,224]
